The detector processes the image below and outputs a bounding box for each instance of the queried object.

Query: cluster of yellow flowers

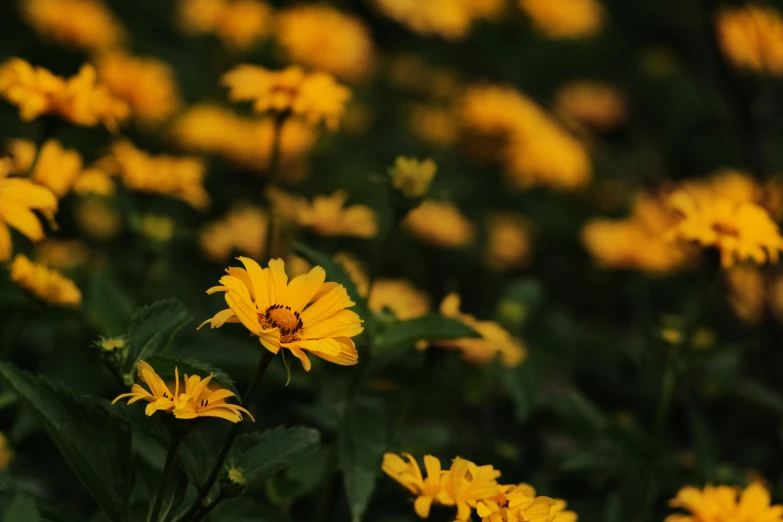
[518,0,604,39]
[177,0,273,51]
[666,483,783,522]
[383,453,575,521]
[717,5,783,76]
[22,0,124,51]
[268,188,378,239]
[9,254,81,307]
[373,0,505,40]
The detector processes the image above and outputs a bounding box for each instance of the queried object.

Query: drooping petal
[0,203,45,241]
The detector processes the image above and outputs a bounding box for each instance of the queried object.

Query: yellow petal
[301,284,354,325]
[285,265,326,311]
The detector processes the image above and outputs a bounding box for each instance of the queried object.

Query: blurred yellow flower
[95,51,181,126]
[666,482,783,522]
[333,252,370,297]
[369,279,431,320]
[102,140,209,210]
[200,205,268,262]
[485,213,533,271]
[404,200,476,248]
[0,433,12,472]
[717,5,783,76]
[36,240,89,270]
[113,360,253,423]
[555,82,626,130]
[72,168,116,197]
[222,65,351,130]
[227,468,246,485]
[170,105,315,171]
[409,105,459,147]
[0,59,130,131]
[178,0,273,50]
[74,198,122,241]
[0,158,57,262]
[139,215,175,243]
[97,337,126,352]
[22,0,124,51]
[9,254,81,307]
[387,55,463,100]
[550,499,578,522]
[667,189,783,268]
[200,257,364,371]
[437,293,526,367]
[390,157,437,198]
[276,5,375,82]
[477,483,557,522]
[268,188,378,239]
[725,265,765,325]
[519,0,604,39]
[8,139,83,198]
[373,0,504,40]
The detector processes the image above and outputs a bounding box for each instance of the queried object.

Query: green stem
[190,491,224,522]
[148,429,185,522]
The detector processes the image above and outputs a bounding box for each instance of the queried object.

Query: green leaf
[340,396,389,522]
[3,493,39,522]
[503,360,541,421]
[145,356,238,396]
[151,465,188,522]
[374,314,480,349]
[228,426,320,489]
[734,380,783,415]
[0,363,131,522]
[85,271,135,337]
[124,299,192,375]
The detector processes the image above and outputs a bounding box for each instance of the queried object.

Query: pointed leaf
[124,299,192,374]
[3,493,39,522]
[374,315,480,349]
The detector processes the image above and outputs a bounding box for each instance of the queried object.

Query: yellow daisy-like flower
[112,360,253,423]
[519,0,604,39]
[554,82,626,130]
[382,453,454,518]
[9,254,81,307]
[0,158,58,262]
[22,0,124,52]
[369,279,431,320]
[268,188,378,239]
[477,483,557,522]
[72,168,116,197]
[178,0,273,51]
[447,458,504,521]
[74,198,122,241]
[390,157,437,199]
[717,5,783,76]
[404,200,476,248]
[199,257,363,371]
[373,0,503,40]
[667,189,783,268]
[7,139,83,198]
[409,105,459,147]
[222,65,352,130]
[665,482,783,522]
[200,205,268,263]
[485,213,533,271]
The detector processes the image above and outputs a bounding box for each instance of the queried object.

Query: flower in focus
[717,5,783,76]
[383,453,452,518]
[276,5,375,82]
[436,293,526,367]
[369,279,431,320]
[0,59,130,131]
[555,82,626,130]
[227,468,247,485]
[485,213,533,271]
[390,157,437,199]
[200,205,268,262]
[22,0,124,51]
[0,158,58,261]
[477,483,558,522]
[7,139,83,197]
[404,200,476,248]
[725,265,765,325]
[373,0,504,40]
[519,0,604,39]
[268,188,378,239]
[97,337,126,353]
[665,482,783,522]
[112,360,253,423]
[667,189,783,268]
[9,254,82,307]
[36,240,89,270]
[222,65,351,130]
[200,257,364,371]
[446,458,504,520]
[101,140,209,210]
[178,0,273,51]
[95,51,181,126]
[0,433,12,471]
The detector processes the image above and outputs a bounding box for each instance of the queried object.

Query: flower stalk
[148,427,185,522]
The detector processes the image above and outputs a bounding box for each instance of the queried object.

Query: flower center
[260,304,303,343]
[489,493,508,509]
[712,222,740,237]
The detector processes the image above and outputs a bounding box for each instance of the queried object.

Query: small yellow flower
[139,215,175,243]
[113,361,253,423]
[200,206,268,262]
[227,468,247,485]
[98,337,126,352]
[382,453,454,518]
[477,484,558,522]
[390,157,437,199]
[35,240,89,270]
[0,433,13,472]
[178,0,273,51]
[409,105,459,147]
[485,213,533,271]
[373,0,504,40]
[666,482,783,522]
[72,168,116,197]
[555,82,626,130]
[222,65,352,130]
[369,279,431,320]
[519,0,604,39]
[404,200,476,248]
[7,139,83,198]
[75,198,122,241]
[717,5,783,76]
[268,188,378,239]
[0,158,58,262]
[9,254,81,307]
[446,458,504,520]
[200,257,364,371]
[22,0,124,51]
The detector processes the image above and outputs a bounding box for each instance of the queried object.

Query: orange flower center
[260,304,303,343]
[489,493,508,508]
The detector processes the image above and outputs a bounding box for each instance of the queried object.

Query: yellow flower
[372,0,504,40]
[74,197,122,241]
[446,458,504,520]
[7,139,83,198]
[200,257,364,371]
[35,239,89,270]
[0,433,12,472]
[9,254,81,307]
[101,140,209,210]
[72,168,116,197]
[369,279,431,320]
[382,453,454,518]
[200,205,268,263]
[94,51,181,126]
[139,215,175,243]
[0,59,130,131]
[555,82,626,130]
[404,200,476,248]
[276,5,375,82]
[268,188,378,239]
[227,468,247,485]
[717,6,783,76]
[178,0,273,50]
[222,65,352,130]
[667,189,783,268]
[665,482,783,522]
[390,157,437,199]
[22,0,124,51]
[98,337,126,352]
[333,252,370,297]
[485,213,533,271]
[436,293,526,367]
[725,265,765,325]
[113,361,253,423]
[0,158,58,262]
[477,484,557,522]
[409,105,459,147]
[519,0,604,39]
